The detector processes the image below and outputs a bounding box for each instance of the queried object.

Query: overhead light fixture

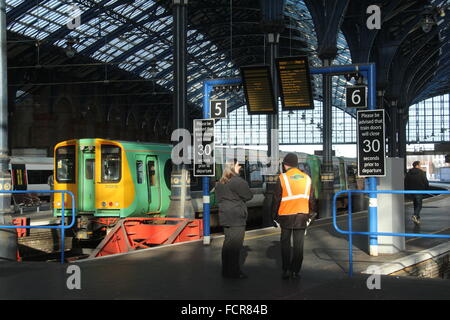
[65,37,77,58]
[148,59,159,77]
[421,14,436,33]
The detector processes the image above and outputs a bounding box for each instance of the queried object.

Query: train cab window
[85,159,94,180]
[164,160,172,190]
[249,163,263,188]
[147,161,156,186]
[136,161,144,184]
[101,145,121,183]
[56,145,76,183]
[346,165,357,189]
[299,163,311,176]
[333,165,341,188]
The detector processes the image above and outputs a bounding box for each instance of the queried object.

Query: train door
[135,154,149,214]
[147,156,161,213]
[80,149,95,212]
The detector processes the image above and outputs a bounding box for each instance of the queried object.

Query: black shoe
[223,272,248,279]
[282,270,290,280]
[238,272,248,279]
[291,272,301,279]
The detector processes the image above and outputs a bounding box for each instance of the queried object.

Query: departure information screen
[240,65,277,115]
[276,56,314,110]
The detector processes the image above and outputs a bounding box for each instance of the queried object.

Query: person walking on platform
[405,161,429,225]
[272,153,316,280]
[216,159,253,279]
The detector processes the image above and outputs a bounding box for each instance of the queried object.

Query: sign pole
[309,63,379,256]
[202,83,211,245]
[367,63,378,256]
[202,78,241,245]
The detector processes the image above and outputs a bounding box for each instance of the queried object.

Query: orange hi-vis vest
[278,168,312,215]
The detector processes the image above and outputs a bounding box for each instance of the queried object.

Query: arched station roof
[5,0,449,121]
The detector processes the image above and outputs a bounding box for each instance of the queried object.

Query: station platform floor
[0,195,449,300]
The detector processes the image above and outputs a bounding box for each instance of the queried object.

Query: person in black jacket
[215,159,253,279]
[404,161,429,225]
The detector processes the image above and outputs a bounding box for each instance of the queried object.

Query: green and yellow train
[54,139,362,239]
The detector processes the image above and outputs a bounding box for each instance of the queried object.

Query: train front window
[101,145,121,183]
[249,163,263,188]
[56,145,76,183]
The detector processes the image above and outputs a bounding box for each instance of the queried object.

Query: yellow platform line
[406,227,450,243]
[244,215,367,241]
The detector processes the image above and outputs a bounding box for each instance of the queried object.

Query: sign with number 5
[210,100,227,119]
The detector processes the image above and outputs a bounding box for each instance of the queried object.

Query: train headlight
[102,201,107,207]
[56,202,61,207]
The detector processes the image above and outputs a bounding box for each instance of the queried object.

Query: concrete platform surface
[0,196,449,300]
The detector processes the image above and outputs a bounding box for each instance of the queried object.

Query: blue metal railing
[0,190,76,264]
[332,190,450,277]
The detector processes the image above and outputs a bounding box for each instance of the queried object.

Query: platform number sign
[193,119,215,177]
[357,109,386,177]
[210,100,227,119]
[346,85,367,108]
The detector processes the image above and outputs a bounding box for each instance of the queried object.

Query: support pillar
[319,59,334,219]
[0,0,15,262]
[168,0,194,219]
[262,32,280,227]
[398,108,408,164]
[388,102,399,157]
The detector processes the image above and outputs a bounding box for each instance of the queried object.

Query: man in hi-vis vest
[272,153,317,280]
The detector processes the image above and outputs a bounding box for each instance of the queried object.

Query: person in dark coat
[215,159,253,279]
[272,153,317,280]
[405,161,429,225]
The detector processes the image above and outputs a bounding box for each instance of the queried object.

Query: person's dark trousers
[412,194,423,218]
[280,227,305,274]
[222,226,245,277]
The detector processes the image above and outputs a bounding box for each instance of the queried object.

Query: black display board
[276,56,314,110]
[240,65,277,115]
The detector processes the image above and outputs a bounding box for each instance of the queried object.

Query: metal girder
[402,40,448,106]
[375,12,425,88]
[341,0,402,63]
[388,28,439,99]
[80,2,169,56]
[410,59,450,104]
[42,0,113,44]
[110,25,172,64]
[304,0,350,60]
[6,0,49,26]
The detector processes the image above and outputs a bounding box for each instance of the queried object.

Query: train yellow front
[54,139,173,218]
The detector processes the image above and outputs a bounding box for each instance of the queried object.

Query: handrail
[0,190,76,264]
[332,190,450,277]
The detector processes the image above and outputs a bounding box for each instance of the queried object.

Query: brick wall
[391,252,450,279]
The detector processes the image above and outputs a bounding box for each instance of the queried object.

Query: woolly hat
[283,153,298,167]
